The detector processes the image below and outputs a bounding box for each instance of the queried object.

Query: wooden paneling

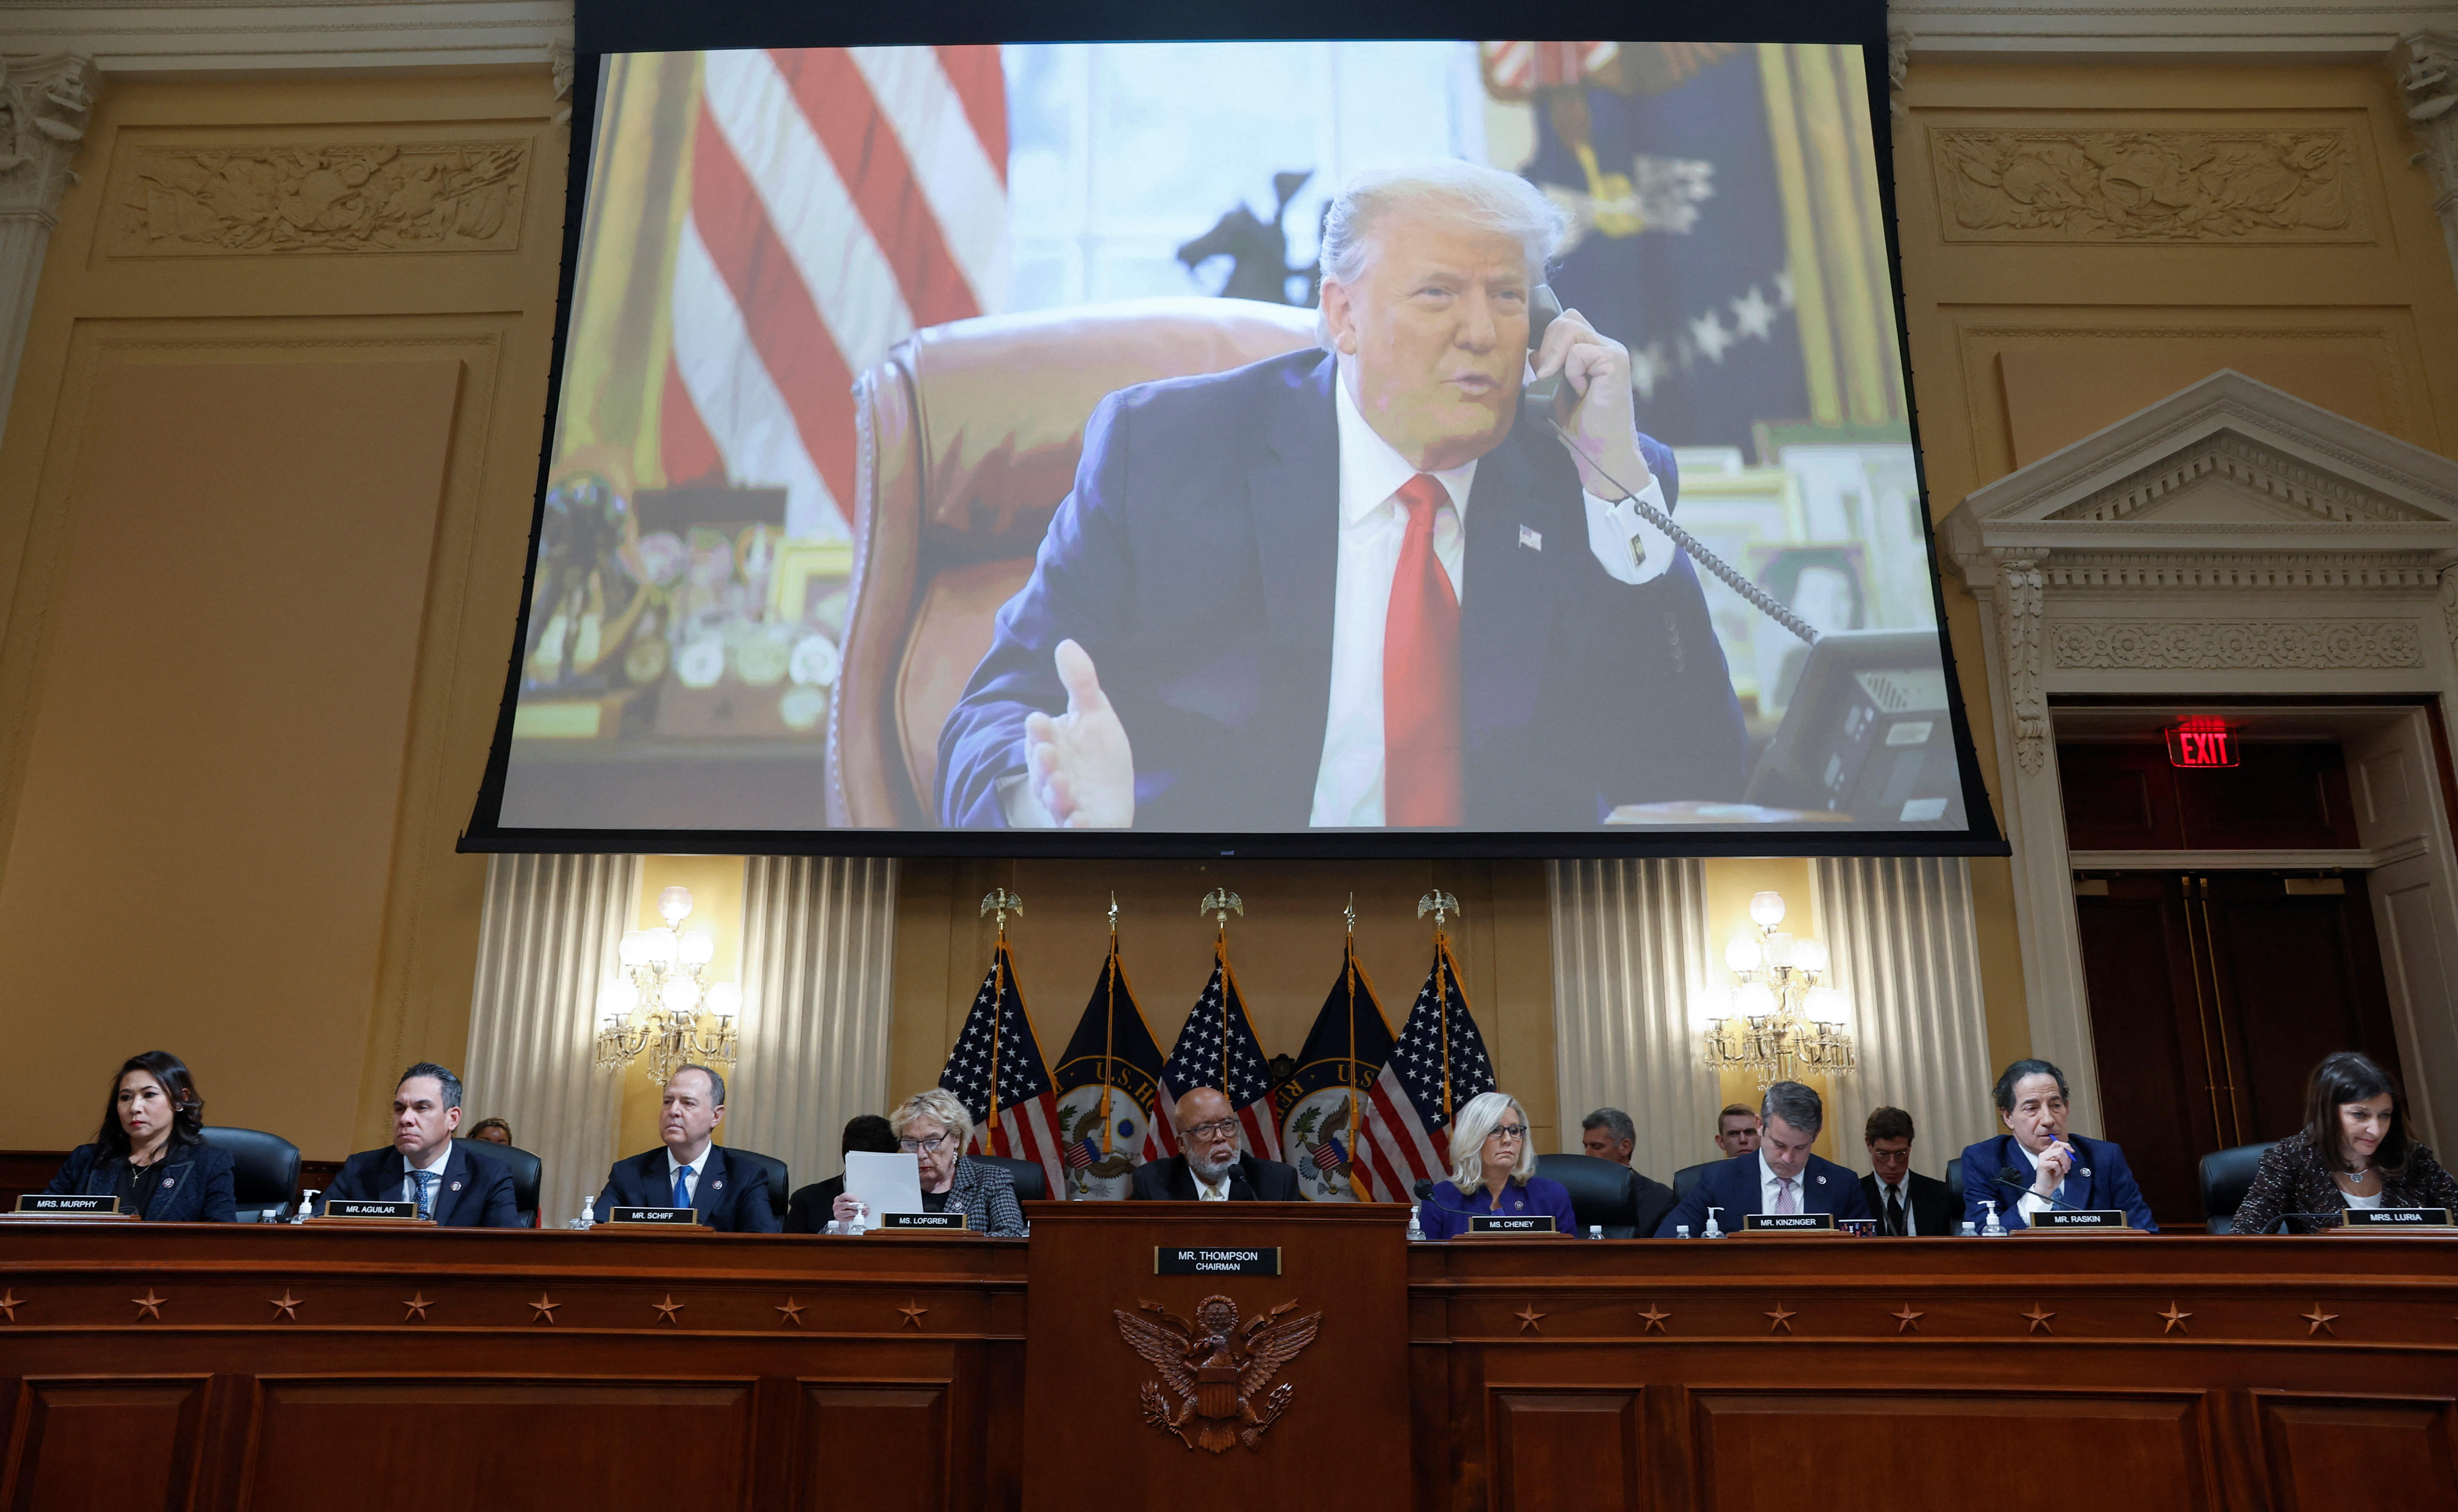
[2256,1393,2458,1511]
[4,1377,209,1512]
[1494,1392,1641,1512]
[2058,740,2358,852]
[799,1386,947,1512]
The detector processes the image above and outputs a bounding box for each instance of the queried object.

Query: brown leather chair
[828,297,1321,828]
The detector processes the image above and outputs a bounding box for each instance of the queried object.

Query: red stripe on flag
[931,45,1008,185]
[770,47,981,329]
[658,353,723,486]
[688,102,859,513]
[1237,1103,1283,1165]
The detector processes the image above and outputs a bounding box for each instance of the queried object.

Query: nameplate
[605,1205,702,1226]
[1739,1213,1837,1233]
[1155,1246,1281,1276]
[318,1200,422,1221]
[878,1211,969,1231]
[1466,1214,1558,1235]
[2021,1209,2129,1231]
[2338,1206,2455,1229]
[14,1194,120,1215]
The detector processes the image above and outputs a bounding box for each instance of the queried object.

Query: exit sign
[2165,720,2238,768]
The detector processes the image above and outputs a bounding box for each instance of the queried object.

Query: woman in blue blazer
[46,1051,236,1222]
[1417,1091,1577,1240]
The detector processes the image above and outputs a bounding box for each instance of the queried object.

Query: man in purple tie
[1655,1081,1870,1236]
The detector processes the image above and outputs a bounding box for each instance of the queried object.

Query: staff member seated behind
[46,1051,235,1222]
[1860,1105,1957,1237]
[319,1062,519,1226]
[1130,1086,1300,1200]
[786,1114,900,1233]
[1416,1091,1576,1239]
[2230,1050,2458,1234]
[596,1064,777,1232]
[832,1089,1027,1237]
[1657,1081,1869,1235]
[1959,1058,2156,1231]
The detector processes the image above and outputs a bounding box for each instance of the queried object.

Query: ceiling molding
[0,0,572,77]
[1891,1,2458,60]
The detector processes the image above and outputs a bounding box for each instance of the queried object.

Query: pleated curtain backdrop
[463,852,640,1227]
[723,856,899,1203]
[1810,856,1995,1177]
[1547,858,1722,1185]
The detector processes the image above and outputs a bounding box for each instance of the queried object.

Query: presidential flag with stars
[1354,940,1496,1203]
[936,941,1067,1198]
[1161,943,1283,1162]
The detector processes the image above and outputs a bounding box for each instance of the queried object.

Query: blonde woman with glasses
[831,1088,1027,1237]
[1416,1091,1576,1240]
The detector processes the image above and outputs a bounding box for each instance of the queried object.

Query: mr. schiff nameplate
[1739,1213,1838,1234]
[2336,1206,2455,1229]
[604,1205,703,1226]
[1466,1214,1558,1235]
[11,1193,126,1217]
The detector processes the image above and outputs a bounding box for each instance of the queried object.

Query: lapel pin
[712,1179,723,1191]
[1518,525,1541,551]
[161,1178,175,1188]
[1817,1175,1826,1185]
[450,1181,463,1192]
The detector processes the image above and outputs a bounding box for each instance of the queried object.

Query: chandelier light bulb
[1724,936,1762,974]
[1748,890,1787,929]
[679,929,716,967]
[596,981,632,1021]
[1763,932,1796,969]
[617,931,649,967]
[657,885,694,924]
[643,927,678,967]
[661,976,701,1013]
[1794,938,1830,974]
[1734,981,1778,1018]
[706,982,742,1018]
[1804,985,1845,1022]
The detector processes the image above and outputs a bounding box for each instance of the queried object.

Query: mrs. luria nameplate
[2021,1209,2129,1231]
[604,1205,701,1225]
[1739,1213,1837,1234]
[2338,1206,2455,1229]
[12,1193,122,1216]
[1466,1214,1558,1235]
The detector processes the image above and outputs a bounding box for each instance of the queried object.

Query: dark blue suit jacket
[596,1145,779,1233]
[47,1140,236,1222]
[320,1142,520,1227]
[1654,1150,1871,1236]
[1958,1133,2158,1232]
[936,350,1746,830]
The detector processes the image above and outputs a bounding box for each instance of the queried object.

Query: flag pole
[1419,890,1459,1124]
[980,889,1024,1150]
[1200,889,1244,1094]
[1344,893,1365,1202]
[1101,893,1118,1161]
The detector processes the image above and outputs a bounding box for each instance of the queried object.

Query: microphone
[1995,1167,2086,1213]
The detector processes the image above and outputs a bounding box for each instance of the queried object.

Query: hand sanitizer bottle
[1406,1205,1425,1242]
[573,1195,595,1230]
[293,1189,319,1224]
[1982,1199,2005,1237]
[1702,1206,1724,1239]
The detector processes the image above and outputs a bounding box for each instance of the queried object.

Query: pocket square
[1518,525,1541,551]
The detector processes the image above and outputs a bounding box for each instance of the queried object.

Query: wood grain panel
[1494,1392,1641,1512]
[799,1385,948,1512]
[2256,1393,2458,1511]
[4,1376,209,1512]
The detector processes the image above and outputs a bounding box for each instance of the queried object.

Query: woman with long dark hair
[44,1052,237,1222]
[2231,1051,2458,1235]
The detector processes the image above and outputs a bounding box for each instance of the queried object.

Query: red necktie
[1383,474,1462,826]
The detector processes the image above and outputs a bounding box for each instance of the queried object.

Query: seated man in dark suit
[596,1064,778,1233]
[319,1062,518,1227]
[1959,1058,2157,1231]
[938,158,1744,833]
[1655,1081,1870,1236]
[1580,1107,1635,1165]
[1859,1105,1958,1236]
[785,1113,899,1234]
[1130,1086,1300,1201]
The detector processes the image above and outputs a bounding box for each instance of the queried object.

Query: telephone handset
[1522,283,1564,414]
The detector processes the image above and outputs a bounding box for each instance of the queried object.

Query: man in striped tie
[938,158,1744,833]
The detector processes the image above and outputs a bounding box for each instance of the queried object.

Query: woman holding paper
[1415,1091,1576,1240]
[834,1088,1026,1237]
[44,1051,236,1222]
[2231,1052,2458,1235]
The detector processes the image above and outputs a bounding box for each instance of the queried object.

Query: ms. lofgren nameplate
[1155,1246,1281,1275]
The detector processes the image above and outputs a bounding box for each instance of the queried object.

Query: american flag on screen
[662,46,1007,538]
[1353,940,1496,1202]
[936,941,1065,1197]
[1161,946,1283,1162]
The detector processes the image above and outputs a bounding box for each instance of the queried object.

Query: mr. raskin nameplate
[1155,1246,1281,1275]
[320,1199,423,1220]
[1739,1213,1836,1233]
[2339,1206,2455,1229]
[1467,1214,1558,1235]
[878,1211,969,1231]
[13,1193,120,1215]
[2024,1209,2128,1230]
[605,1205,702,1226]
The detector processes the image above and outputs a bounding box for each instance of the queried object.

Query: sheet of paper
[845,1149,925,1224]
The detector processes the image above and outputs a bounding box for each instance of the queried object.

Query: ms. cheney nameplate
[1155,1246,1281,1276]
[2024,1209,2129,1230]
[2338,1206,2455,1229]
[1739,1213,1837,1233]
[1466,1214,1558,1235]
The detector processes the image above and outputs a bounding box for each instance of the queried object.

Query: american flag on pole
[662,46,1007,538]
[1161,944,1283,1162]
[1353,939,1496,1202]
[936,940,1065,1198]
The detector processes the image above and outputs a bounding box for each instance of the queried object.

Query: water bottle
[1674,1225,1691,1239]
[1587,1225,1603,1240]
[1982,1200,2005,1237]
[1960,1220,1977,1237]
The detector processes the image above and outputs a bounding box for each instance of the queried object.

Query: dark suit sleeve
[319,1154,371,1210]
[784,1184,823,1234]
[1655,1165,1720,1238]
[733,1164,781,1233]
[43,1144,99,1196]
[1255,1160,1301,1201]
[936,390,1143,828]
[473,1162,521,1228]
[1632,1176,1677,1239]
[1128,1160,1164,1200]
[198,1147,237,1223]
[1830,1165,1872,1222]
[2100,1143,2158,1233]
[594,1159,630,1220]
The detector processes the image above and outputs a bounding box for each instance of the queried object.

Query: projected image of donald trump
[936,159,1745,830]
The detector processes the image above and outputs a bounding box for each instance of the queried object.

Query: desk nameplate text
[2337,1206,2455,1229]
[604,1205,702,1227]
[1738,1213,1838,1234]
[879,1211,970,1231]
[309,1200,429,1224]
[2017,1209,2132,1231]
[1465,1215,1559,1235]
[1155,1246,1281,1275]
[13,1194,126,1217]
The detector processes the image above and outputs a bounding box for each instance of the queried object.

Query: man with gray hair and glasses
[319,1062,519,1227]
[1656,1080,1868,1236]
[938,156,1744,831]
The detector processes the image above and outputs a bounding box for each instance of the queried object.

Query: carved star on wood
[1892,1303,1923,1334]
[1637,1303,1670,1334]
[269,1290,304,1321]
[897,1301,928,1329]
[1764,1303,1796,1334]
[2158,1303,2190,1335]
[131,1289,167,1322]
[401,1292,434,1321]
[2302,1304,2337,1337]
[0,1291,21,1323]
[1514,1303,1545,1333]
[775,1298,805,1327]
[531,1293,561,1324]
[2022,1303,2056,1334]
[653,1295,685,1325]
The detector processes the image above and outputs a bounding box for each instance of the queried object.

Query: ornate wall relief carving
[0,52,98,222]
[2049,619,2421,670]
[1931,127,2364,242]
[2394,31,2458,285]
[1995,555,2048,776]
[107,140,528,256]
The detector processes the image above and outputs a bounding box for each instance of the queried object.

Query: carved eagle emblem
[1111,1294,1323,1452]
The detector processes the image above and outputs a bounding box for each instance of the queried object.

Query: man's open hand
[1021,638,1135,828]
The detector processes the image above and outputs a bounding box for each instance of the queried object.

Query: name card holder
[603,1206,705,1227]
[9,1194,135,1219]
[1155,1246,1282,1275]
[874,1212,971,1233]
[1464,1214,1560,1236]
[306,1200,431,1225]
[2333,1207,2456,1230]
[2014,1209,2134,1233]
[1737,1213,1839,1235]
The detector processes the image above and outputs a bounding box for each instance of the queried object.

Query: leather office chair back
[199,1126,301,1222]
[831,297,1321,826]
[456,1139,543,1228]
[1533,1153,1642,1238]
[973,1153,1049,1203]
[1944,1156,1964,1206]
[1672,1161,1713,1200]
[724,1147,792,1223]
[2198,1141,2277,1234]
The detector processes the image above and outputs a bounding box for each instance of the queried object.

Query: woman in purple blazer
[1417,1090,1577,1240]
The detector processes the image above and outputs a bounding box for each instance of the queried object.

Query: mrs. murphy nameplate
[1155,1246,1281,1276]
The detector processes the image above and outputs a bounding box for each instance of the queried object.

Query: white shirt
[1871,1173,1917,1235]
[1193,1170,1232,1201]
[1757,1151,1804,1216]
[2343,1188,2383,1210]
[1307,373,1678,827]
[400,1144,452,1206]
[666,1145,710,1205]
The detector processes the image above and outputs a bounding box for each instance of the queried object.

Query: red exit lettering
[2164,721,2238,768]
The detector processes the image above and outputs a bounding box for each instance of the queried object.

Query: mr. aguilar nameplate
[604,1205,701,1226]
[319,1200,422,1220]
[1155,1246,1281,1275]
[1739,1213,1837,1233]
[879,1211,969,1231]
[12,1194,122,1215]
[2338,1206,2455,1229]
[2022,1209,2129,1231]
[1466,1214,1559,1235]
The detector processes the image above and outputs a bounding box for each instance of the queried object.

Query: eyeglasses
[897,1133,949,1154]
[1490,1124,1528,1141]
[1179,1118,1240,1142]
